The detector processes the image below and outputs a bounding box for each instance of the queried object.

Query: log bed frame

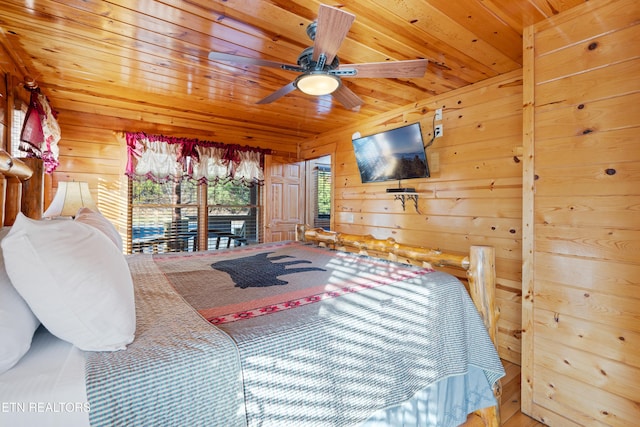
[297,224,502,427]
[0,151,501,427]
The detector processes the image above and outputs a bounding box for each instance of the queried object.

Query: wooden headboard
[0,149,35,226]
[296,224,502,427]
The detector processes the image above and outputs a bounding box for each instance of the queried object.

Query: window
[314,164,331,230]
[125,133,268,253]
[130,180,260,254]
[207,182,259,247]
[131,180,197,253]
[10,103,28,157]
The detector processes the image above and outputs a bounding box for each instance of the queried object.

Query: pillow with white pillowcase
[1,213,135,352]
[0,227,40,374]
[74,207,123,251]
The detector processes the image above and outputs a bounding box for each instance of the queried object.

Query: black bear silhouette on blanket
[211,252,326,289]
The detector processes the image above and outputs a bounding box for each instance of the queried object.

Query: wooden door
[263,155,305,242]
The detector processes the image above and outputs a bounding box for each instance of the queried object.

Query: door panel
[263,155,305,242]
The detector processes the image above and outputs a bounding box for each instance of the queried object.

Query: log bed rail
[0,149,33,226]
[296,224,502,427]
[0,149,33,180]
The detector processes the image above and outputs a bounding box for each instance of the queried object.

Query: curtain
[191,145,227,183]
[130,139,185,183]
[231,150,265,184]
[20,88,61,173]
[126,132,269,186]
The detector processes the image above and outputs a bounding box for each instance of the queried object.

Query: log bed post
[296,225,502,427]
[467,246,499,357]
[466,245,501,427]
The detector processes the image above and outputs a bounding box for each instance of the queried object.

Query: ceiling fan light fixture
[295,72,340,96]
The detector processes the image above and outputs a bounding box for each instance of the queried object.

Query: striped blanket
[84,242,504,426]
[85,254,246,427]
[155,241,505,426]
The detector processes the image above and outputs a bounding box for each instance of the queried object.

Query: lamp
[43,181,98,218]
[294,72,341,96]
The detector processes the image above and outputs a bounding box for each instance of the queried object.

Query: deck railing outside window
[130,180,260,254]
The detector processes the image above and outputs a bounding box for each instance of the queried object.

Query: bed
[0,152,504,427]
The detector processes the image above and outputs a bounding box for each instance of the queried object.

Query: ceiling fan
[208,4,428,110]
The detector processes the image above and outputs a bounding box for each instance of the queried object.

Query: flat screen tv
[352,122,429,184]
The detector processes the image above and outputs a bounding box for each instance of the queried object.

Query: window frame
[129,179,261,254]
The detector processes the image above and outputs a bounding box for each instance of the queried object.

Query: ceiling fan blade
[256,82,297,104]
[338,59,428,78]
[208,51,297,70]
[312,5,355,64]
[332,85,364,110]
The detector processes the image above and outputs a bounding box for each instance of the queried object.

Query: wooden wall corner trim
[520,22,536,416]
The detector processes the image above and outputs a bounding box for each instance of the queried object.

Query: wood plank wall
[522,0,640,425]
[0,39,19,152]
[0,73,6,150]
[301,70,524,365]
[50,114,128,236]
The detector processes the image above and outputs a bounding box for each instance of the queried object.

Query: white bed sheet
[0,326,89,427]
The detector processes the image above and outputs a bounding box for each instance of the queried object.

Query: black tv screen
[352,122,429,183]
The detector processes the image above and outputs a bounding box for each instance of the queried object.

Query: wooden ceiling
[0,0,586,149]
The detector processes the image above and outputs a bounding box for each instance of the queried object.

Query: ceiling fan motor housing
[297,47,339,71]
[306,21,318,41]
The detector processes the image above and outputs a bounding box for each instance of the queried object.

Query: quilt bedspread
[84,254,246,427]
[155,241,505,426]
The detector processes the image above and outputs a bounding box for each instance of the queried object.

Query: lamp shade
[43,181,98,218]
[294,72,341,96]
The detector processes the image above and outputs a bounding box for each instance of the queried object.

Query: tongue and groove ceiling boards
[0,0,585,146]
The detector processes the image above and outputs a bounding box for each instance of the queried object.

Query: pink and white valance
[125,132,270,186]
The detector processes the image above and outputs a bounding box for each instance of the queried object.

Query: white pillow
[1,213,136,351]
[0,227,40,373]
[74,207,123,251]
